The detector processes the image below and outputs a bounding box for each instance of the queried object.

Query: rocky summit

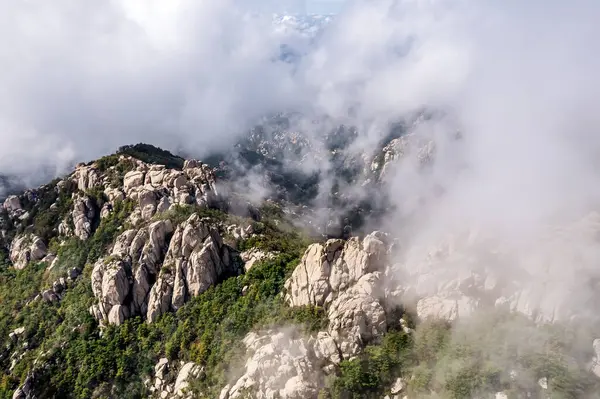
[1,139,600,399]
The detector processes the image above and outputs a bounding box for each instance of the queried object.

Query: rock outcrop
[90,257,131,325]
[371,133,436,179]
[73,164,101,191]
[12,372,35,399]
[223,329,324,399]
[90,219,173,325]
[90,214,237,325]
[394,212,600,325]
[240,248,277,272]
[284,232,388,305]
[3,195,22,215]
[146,214,236,322]
[10,234,47,270]
[121,159,221,222]
[72,195,96,240]
[326,273,387,357]
[284,232,390,359]
[146,359,203,399]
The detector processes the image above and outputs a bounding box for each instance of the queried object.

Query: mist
[3,0,600,309]
[4,1,600,397]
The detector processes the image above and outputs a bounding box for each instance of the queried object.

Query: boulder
[104,187,125,203]
[240,248,277,272]
[89,258,130,325]
[108,305,129,326]
[155,358,169,380]
[156,197,171,214]
[145,165,167,187]
[42,289,59,303]
[10,234,47,270]
[390,377,405,394]
[12,372,34,399]
[3,196,21,213]
[174,362,203,396]
[72,195,96,240]
[416,295,478,322]
[74,165,100,191]
[90,220,173,325]
[58,219,73,237]
[284,232,388,308]
[138,188,159,220]
[146,214,234,322]
[123,170,145,193]
[226,329,322,399]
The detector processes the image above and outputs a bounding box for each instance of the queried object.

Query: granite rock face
[10,234,47,270]
[89,213,237,325]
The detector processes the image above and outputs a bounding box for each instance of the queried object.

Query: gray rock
[390,377,405,394]
[90,257,130,325]
[174,362,203,396]
[156,197,171,214]
[416,295,478,322]
[52,279,65,294]
[123,170,145,193]
[108,305,129,326]
[146,273,174,323]
[74,164,100,191]
[240,248,278,272]
[327,274,387,358]
[42,289,59,303]
[282,232,391,361]
[284,232,388,308]
[10,234,47,270]
[138,188,158,220]
[12,372,34,399]
[3,196,21,213]
[155,357,169,380]
[90,220,173,325]
[226,330,322,399]
[67,267,80,281]
[147,214,233,322]
[104,187,125,203]
[72,195,96,240]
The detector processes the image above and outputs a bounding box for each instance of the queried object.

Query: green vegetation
[0,253,321,399]
[18,180,78,243]
[238,203,311,254]
[1,146,599,399]
[117,143,185,170]
[94,154,137,187]
[329,330,414,398]
[326,314,600,399]
[154,203,230,227]
[0,185,321,399]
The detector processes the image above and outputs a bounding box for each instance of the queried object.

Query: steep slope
[0,143,599,399]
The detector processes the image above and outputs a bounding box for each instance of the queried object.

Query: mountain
[1,137,600,399]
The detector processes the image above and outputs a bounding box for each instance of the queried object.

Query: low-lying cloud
[3,0,600,229]
[0,0,309,178]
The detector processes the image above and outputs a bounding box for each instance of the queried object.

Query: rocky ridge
[2,140,600,399]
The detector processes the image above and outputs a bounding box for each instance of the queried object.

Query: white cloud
[2,0,600,231]
[0,0,305,178]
